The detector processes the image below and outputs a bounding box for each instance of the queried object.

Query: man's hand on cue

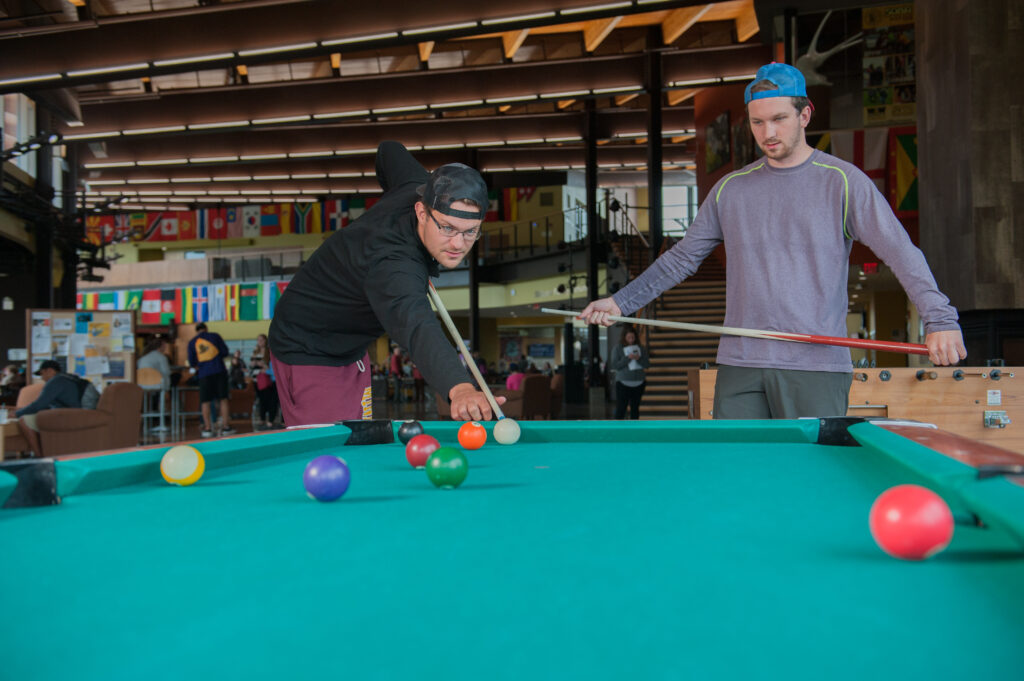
[448,383,506,421]
[578,297,622,327]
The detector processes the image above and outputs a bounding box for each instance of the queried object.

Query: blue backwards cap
[744,62,807,104]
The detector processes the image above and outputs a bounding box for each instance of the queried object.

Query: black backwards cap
[418,164,489,220]
[35,359,61,375]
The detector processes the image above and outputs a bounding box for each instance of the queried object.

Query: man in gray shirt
[580,62,966,418]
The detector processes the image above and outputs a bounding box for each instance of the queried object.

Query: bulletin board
[26,309,137,391]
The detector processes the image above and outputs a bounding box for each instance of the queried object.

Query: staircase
[609,235,726,419]
[641,276,726,418]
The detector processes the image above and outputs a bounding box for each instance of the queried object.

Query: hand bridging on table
[448,383,506,421]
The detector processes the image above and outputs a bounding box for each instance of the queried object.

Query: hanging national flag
[85,215,114,245]
[242,206,261,237]
[225,207,243,238]
[226,284,240,321]
[261,205,282,236]
[82,292,99,310]
[888,126,918,217]
[130,213,147,241]
[181,287,194,324]
[76,293,83,310]
[160,213,180,241]
[114,290,128,310]
[502,188,518,222]
[348,196,367,222]
[141,289,162,324]
[323,199,347,231]
[365,197,380,213]
[239,284,260,320]
[160,289,178,324]
[199,207,228,240]
[259,281,278,320]
[178,211,197,240]
[125,290,143,310]
[293,202,323,234]
[192,286,210,323]
[276,281,289,297]
[113,214,132,242]
[211,284,227,321]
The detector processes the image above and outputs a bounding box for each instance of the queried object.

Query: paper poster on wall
[31,312,52,354]
[73,356,87,377]
[53,336,69,356]
[112,313,132,336]
[54,318,73,332]
[88,322,111,338]
[104,359,126,379]
[85,356,111,376]
[70,334,88,357]
[75,312,93,334]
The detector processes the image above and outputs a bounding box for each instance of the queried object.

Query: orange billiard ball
[457,421,487,450]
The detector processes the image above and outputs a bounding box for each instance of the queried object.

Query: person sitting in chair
[15,360,99,456]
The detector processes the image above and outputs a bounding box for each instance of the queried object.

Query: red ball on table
[869,484,954,560]
[405,434,441,469]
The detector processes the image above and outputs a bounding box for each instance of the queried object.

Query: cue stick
[541,308,931,357]
[427,281,506,420]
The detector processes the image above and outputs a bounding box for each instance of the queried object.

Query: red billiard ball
[869,484,954,560]
[457,421,487,450]
[405,434,441,469]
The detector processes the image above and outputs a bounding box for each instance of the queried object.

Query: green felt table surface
[1,420,1023,681]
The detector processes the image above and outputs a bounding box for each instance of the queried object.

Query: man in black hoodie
[269,142,503,425]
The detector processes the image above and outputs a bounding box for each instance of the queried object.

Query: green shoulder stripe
[715,162,765,203]
[811,160,851,239]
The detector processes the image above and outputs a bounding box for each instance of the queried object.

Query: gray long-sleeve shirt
[613,150,960,373]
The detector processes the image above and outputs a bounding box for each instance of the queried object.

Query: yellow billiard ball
[160,445,205,486]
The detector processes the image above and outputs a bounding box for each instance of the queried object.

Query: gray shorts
[21,413,39,431]
[712,365,853,419]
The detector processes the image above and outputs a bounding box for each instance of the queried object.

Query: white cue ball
[493,418,521,445]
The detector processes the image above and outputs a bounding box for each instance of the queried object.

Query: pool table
[2,419,1023,681]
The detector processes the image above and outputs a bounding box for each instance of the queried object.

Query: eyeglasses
[427,209,481,241]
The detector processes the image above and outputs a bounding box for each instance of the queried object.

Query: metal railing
[477,205,590,263]
[207,246,315,282]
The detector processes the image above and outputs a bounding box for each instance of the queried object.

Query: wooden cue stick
[427,281,506,419]
[541,307,931,357]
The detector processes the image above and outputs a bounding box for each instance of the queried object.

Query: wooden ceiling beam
[667,88,701,106]
[661,5,712,44]
[735,1,759,42]
[583,16,622,53]
[501,29,530,59]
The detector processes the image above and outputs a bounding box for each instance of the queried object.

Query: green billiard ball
[425,447,468,489]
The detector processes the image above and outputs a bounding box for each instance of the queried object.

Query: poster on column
[31,312,52,354]
[862,3,915,125]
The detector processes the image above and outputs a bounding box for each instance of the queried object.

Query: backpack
[71,375,101,410]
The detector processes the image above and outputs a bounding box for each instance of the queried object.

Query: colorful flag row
[85,189,507,245]
[77,282,288,325]
[83,199,377,246]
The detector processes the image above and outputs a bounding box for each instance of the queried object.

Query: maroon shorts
[272,354,373,427]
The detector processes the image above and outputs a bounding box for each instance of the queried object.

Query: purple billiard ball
[303,455,351,502]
